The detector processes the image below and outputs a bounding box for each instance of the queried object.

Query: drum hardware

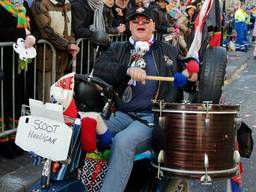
[182,92,190,104]
[234,117,242,130]
[41,159,51,188]
[233,150,240,164]
[102,99,112,119]
[200,153,212,185]
[61,157,71,165]
[158,100,165,128]
[203,101,212,130]
[157,150,164,179]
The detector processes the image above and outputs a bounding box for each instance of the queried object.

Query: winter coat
[31,0,75,73]
[71,0,94,39]
[103,5,118,34]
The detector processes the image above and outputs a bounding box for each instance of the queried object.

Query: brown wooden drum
[152,101,240,179]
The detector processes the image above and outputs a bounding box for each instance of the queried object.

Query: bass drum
[153,102,240,179]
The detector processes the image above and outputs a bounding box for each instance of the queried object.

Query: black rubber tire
[197,46,227,103]
[159,178,190,192]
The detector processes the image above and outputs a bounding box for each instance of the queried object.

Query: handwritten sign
[15,115,72,161]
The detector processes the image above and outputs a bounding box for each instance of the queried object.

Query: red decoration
[81,117,97,152]
[186,60,199,73]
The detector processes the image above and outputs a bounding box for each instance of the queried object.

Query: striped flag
[187,0,214,60]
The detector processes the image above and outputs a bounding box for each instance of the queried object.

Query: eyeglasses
[130,18,152,25]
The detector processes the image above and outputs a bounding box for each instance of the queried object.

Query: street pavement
[0,47,253,191]
[225,49,252,83]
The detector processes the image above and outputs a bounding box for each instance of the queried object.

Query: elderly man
[93,7,197,192]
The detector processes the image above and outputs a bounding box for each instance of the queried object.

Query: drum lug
[203,101,212,130]
[233,150,240,163]
[158,150,164,163]
[204,118,210,129]
[200,154,212,185]
[157,150,164,179]
[204,153,209,168]
[234,117,242,130]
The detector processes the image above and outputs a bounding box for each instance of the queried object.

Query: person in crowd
[249,10,255,42]
[177,4,196,50]
[71,0,106,39]
[31,0,80,101]
[103,0,126,34]
[254,41,256,59]
[234,1,248,51]
[71,0,105,74]
[93,7,198,192]
[252,10,256,43]
[0,0,37,158]
[113,0,130,27]
[153,0,174,34]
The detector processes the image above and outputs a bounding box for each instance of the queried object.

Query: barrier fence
[0,40,56,137]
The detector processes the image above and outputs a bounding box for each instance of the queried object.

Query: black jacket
[103,5,118,34]
[71,0,94,39]
[93,40,181,102]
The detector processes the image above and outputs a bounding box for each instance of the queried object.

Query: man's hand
[188,72,198,81]
[68,44,80,58]
[183,59,199,82]
[127,67,146,84]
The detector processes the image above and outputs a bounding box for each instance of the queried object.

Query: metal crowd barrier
[0,40,56,137]
[75,34,129,75]
[74,32,164,75]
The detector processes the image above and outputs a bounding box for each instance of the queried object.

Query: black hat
[127,7,155,22]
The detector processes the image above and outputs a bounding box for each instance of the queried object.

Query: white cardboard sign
[15,115,72,161]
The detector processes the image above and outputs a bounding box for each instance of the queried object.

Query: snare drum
[153,101,240,179]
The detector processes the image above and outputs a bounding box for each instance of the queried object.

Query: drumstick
[145,76,174,82]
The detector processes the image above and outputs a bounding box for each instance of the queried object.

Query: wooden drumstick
[145,76,174,82]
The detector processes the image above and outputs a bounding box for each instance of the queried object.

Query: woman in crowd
[0,0,37,158]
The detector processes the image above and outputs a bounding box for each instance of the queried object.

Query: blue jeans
[100,111,154,192]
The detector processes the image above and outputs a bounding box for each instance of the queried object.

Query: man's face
[129,15,155,41]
